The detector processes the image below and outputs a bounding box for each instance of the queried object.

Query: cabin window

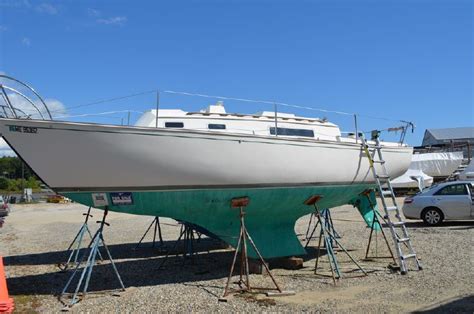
[165,122,184,128]
[208,124,226,130]
[269,127,314,137]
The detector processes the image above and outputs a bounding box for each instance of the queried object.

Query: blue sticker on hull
[110,192,133,205]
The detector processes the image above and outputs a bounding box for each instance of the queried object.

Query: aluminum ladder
[360,131,422,274]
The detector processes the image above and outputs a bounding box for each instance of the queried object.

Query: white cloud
[42,98,66,117]
[21,37,31,46]
[87,9,127,26]
[36,2,58,15]
[87,8,100,17]
[0,73,66,156]
[0,0,32,9]
[0,75,67,119]
[97,16,127,26]
[0,91,66,156]
[1,1,59,16]
[2,93,66,119]
[0,139,15,157]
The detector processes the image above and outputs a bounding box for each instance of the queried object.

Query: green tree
[0,177,9,190]
[0,156,37,180]
[26,176,40,189]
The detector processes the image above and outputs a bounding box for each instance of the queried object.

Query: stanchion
[219,197,294,301]
[59,207,103,270]
[60,208,125,309]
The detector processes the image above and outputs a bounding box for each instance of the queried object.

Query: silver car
[402,181,474,225]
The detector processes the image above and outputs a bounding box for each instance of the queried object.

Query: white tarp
[458,159,474,181]
[391,168,434,189]
[411,152,464,177]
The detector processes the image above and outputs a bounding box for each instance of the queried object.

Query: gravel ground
[0,199,472,313]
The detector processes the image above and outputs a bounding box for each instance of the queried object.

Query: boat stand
[305,208,340,249]
[59,207,103,271]
[304,195,367,285]
[60,208,125,309]
[219,197,294,301]
[134,216,164,250]
[157,222,200,270]
[362,192,397,263]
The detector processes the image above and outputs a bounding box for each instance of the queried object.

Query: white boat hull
[0,119,412,191]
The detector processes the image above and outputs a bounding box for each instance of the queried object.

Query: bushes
[0,177,8,190]
[0,157,36,179]
[0,156,42,191]
[0,177,41,192]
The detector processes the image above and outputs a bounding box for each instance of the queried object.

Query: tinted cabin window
[208,124,226,130]
[269,127,314,137]
[435,184,468,196]
[165,122,184,128]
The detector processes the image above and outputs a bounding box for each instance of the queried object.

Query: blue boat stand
[59,207,103,271]
[305,208,340,249]
[304,197,367,284]
[59,207,125,309]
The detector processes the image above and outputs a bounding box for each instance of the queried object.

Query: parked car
[0,196,10,217]
[403,181,474,225]
[47,194,70,203]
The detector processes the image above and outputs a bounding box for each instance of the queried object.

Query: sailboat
[0,75,412,258]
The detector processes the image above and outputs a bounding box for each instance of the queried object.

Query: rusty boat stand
[304,195,367,285]
[219,197,295,302]
[59,207,125,310]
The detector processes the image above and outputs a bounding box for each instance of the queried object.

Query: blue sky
[0,0,472,151]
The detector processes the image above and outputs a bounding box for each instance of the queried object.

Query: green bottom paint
[62,184,379,258]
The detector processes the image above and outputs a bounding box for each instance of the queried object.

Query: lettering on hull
[9,125,38,134]
[110,192,134,205]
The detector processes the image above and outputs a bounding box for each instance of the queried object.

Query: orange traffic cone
[0,257,14,313]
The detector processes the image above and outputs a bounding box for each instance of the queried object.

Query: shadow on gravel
[8,246,333,297]
[5,238,333,296]
[5,238,336,267]
[4,240,345,300]
[404,221,474,230]
[414,294,474,313]
[6,249,234,296]
[4,238,224,266]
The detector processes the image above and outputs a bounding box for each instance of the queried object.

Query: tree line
[0,157,42,191]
